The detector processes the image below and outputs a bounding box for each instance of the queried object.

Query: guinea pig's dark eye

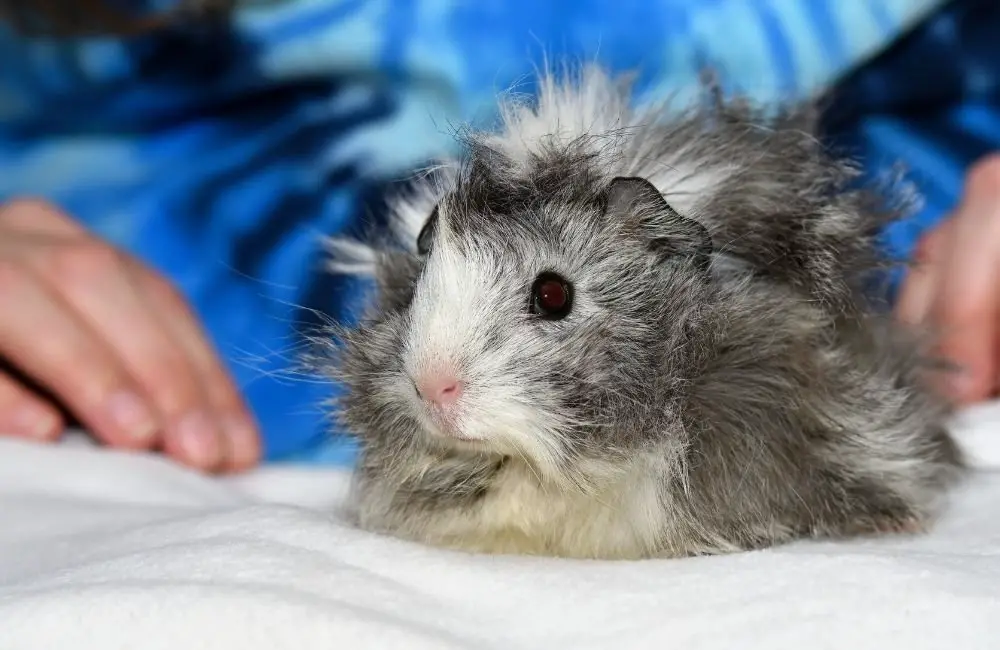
[416,207,439,256]
[530,272,573,320]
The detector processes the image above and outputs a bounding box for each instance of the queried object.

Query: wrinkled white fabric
[2,402,1000,650]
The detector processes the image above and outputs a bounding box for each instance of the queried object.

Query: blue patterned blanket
[0,0,986,465]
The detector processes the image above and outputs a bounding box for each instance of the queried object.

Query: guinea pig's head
[335,149,717,481]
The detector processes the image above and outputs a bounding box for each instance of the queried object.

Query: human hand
[896,154,1000,406]
[0,199,260,472]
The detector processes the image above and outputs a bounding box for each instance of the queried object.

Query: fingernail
[174,411,222,468]
[10,405,58,440]
[221,414,260,468]
[106,391,158,442]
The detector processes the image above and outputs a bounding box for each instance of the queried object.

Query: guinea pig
[318,65,965,560]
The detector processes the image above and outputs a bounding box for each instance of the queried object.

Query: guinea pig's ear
[605,176,713,270]
[416,205,439,256]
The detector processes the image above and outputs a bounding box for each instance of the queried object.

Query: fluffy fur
[318,66,964,560]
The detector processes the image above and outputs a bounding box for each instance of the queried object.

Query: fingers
[0,370,63,441]
[0,197,86,235]
[0,260,162,448]
[930,156,1000,403]
[131,265,261,471]
[896,221,951,327]
[896,154,1000,404]
[0,199,260,472]
[26,240,233,470]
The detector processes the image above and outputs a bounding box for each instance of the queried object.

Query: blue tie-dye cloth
[824,0,1000,268]
[0,0,961,465]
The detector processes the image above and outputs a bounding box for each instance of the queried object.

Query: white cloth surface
[2,403,1000,650]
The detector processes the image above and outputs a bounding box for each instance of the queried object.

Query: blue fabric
[823,0,1000,294]
[0,0,952,465]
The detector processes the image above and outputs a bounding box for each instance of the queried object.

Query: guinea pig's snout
[414,373,464,408]
[409,364,474,439]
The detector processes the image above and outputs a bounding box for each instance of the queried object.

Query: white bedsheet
[2,403,1000,650]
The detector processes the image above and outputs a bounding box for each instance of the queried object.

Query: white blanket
[2,403,1000,650]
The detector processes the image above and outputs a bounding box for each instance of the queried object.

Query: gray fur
[316,66,964,559]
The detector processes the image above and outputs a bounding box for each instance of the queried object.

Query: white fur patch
[373,453,675,560]
[402,226,574,482]
[323,237,380,276]
[482,65,738,219]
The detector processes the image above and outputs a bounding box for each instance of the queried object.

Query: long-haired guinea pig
[318,66,964,560]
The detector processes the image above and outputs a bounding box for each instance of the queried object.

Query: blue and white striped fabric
[0,0,963,464]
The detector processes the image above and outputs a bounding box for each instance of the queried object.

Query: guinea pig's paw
[871,515,928,536]
[836,512,929,539]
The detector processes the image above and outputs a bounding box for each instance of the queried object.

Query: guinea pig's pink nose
[416,375,464,407]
